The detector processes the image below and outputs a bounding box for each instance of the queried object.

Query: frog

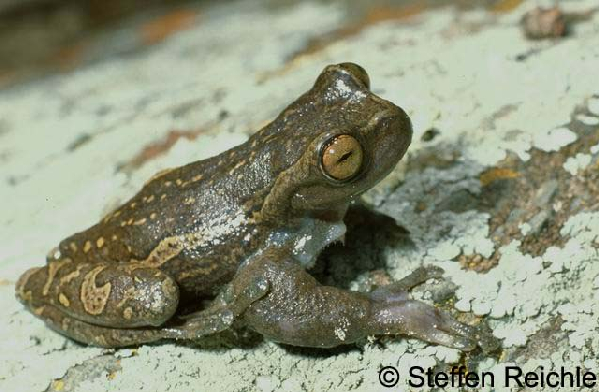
[15,63,493,351]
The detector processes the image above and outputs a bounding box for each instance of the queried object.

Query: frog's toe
[370,299,481,351]
[394,265,444,289]
[432,311,500,353]
[427,332,477,351]
[368,265,445,303]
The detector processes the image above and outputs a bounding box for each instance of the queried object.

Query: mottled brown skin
[15,63,493,350]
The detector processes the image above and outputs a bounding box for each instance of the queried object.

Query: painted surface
[1,0,598,390]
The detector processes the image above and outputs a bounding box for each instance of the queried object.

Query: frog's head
[262,63,412,219]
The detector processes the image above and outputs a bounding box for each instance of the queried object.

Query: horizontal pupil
[337,151,352,163]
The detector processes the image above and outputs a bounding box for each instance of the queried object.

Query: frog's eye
[320,135,364,181]
[338,63,370,89]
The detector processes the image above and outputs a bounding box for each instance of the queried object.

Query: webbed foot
[368,266,499,352]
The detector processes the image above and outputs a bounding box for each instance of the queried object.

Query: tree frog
[16,63,491,351]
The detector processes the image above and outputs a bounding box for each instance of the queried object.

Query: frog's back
[56,144,273,296]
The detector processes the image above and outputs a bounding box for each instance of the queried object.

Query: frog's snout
[375,105,412,162]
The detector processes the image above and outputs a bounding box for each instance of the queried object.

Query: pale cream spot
[146,195,155,203]
[134,237,184,268]
[236,174,244,181]
[133,218,147,225]
[177,263,219,280]
[123,307,133,320]
[43,260,69,295]
[33,306,45,316]
[161,194,167,200]
[120,221,127,227]
[59,264,84,286]
[150,213,157,220]
[96,237,104,248]
[233,160,246,170]
[113,210,121,218]
[94,335,108,347]
[58,293,70,307]
[20,290,32,302]
[116,286,135,308]
[16,267,41,301]
[83,241,92,253]
[127,218,134,225]
[111,234,118,241]
[175,179,182,186]
[191,174,203,183]
[130,202,137,209]
[183,197,195,205]
[61,317,71,331]
[80,266,111,315]
[69,242,77,252]
[147,167,175,184]
[164,181,172,187]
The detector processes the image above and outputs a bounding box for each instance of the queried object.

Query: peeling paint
[2,0,599,391]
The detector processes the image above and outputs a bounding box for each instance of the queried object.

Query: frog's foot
[368,299,478,350]
[367,266,497,352]
[33,304,169,348]
[368,296,500,353]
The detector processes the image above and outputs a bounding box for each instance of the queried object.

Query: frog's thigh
[16,261,179,328]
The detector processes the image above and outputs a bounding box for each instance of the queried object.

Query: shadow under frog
[16,63,496,352]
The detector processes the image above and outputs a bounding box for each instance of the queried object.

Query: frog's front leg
[161,275,269,340]
[233,251,487,350]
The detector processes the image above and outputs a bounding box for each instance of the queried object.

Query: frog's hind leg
[33,304,170,347]
[16,260,180,346]
[16,260,269,347]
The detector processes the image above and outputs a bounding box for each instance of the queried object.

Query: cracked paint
[1,0,599,391]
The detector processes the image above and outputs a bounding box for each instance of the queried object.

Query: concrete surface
[1,0,599,391]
